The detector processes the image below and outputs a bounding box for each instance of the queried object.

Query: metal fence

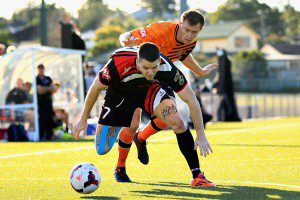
[201,93,300,120]
[89,92,300,123]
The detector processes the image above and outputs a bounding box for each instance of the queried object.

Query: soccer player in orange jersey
[114,10,216,186]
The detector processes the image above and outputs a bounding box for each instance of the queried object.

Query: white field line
[0,146,93,159]
[148,122,300,143]
[0,177,299,189]
[0,122,299,160]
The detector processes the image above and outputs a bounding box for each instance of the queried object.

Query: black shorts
[98,84,175,127]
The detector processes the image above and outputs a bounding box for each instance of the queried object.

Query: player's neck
[176,27,185,44]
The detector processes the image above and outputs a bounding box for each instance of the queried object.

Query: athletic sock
[175,127,201,179]
[117,128,135,167]
[138,117,168,141]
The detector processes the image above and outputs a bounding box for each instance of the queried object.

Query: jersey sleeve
[98,60,112,86]
[158,54,188,93]
[130,22,169,48]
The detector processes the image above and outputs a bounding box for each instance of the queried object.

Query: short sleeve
[98,65,111,86]
[157,54,188,93]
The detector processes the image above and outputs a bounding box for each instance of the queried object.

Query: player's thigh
[129,108,142,132]
[153,98,184,131]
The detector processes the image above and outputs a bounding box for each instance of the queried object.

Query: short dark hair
[138,42,160,62]
[37,64,45,69]
[181,9,205,27]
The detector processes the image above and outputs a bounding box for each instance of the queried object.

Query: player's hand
[194,134,213,157]
[122,37,139,47]
[72,119,88,140]
[202,63,218,76]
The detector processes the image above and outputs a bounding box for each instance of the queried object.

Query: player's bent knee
[170,118,185,133]
[95,125,121,155]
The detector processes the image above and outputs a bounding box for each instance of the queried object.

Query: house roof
[271,43,300,55]
[198,21,245,39]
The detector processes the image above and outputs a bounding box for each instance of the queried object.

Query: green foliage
[208,0,285,38]
[77,0,110,31]
[10,2,40,27]
[91,25,125,57]
[102,10,141,31]
[232,50,268,79]
[281,5,299,42]
[141,0,176,17]
[0,18,13,44]
[267,33,288,43]
[7,3,70,47]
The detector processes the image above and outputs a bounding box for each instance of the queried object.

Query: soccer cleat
[133,132,149,165]
[114,167,132,182]
[190,173,216,187]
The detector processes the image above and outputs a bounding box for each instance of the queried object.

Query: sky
[0,0,298,19]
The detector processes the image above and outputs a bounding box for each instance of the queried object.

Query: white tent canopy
[0,46,85,141]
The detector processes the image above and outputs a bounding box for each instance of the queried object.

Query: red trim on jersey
[98,72,108,86]
[113,53,138,79]
[144,84,160,114]
[175,82,188,94]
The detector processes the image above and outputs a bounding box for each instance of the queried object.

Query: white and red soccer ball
[70,163,101,194]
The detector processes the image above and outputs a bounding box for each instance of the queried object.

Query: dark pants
[38,108,54,140]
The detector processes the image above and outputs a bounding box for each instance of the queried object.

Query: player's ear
[136,59,140,70]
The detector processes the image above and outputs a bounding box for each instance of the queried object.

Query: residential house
[261,43,300,90]
[197,21,260,55]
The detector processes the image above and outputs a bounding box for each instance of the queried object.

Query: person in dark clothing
[6,79,29,105]
[36,64,56,140]
[214,49,241,122]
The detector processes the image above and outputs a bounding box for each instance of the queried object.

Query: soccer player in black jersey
[73,42,215,187]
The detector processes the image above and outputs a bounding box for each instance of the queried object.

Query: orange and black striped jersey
[131,21,196,62]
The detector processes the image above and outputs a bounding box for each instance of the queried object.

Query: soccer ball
[70,163,101,194]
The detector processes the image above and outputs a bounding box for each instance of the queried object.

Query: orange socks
[117,128,135,167]
[138,117,168,141]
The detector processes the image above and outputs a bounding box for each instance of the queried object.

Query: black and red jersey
[98,47,188,101]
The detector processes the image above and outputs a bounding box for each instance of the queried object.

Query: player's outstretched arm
[177,85,213,157]
[182,54,218,77]
[73,78,106,140]
[119,31,139,47]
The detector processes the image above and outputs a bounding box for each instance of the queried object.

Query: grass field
[1,117,300,200]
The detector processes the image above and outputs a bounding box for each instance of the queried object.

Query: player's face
[137,58,160,80]
[179,20,203,44]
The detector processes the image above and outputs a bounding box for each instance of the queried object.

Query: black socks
[175,127,201,179]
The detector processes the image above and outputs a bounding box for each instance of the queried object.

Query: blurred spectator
[201,78,213,93]
[53,108,69,132]
[36,64,56,140]
[6,79,30,105]
[0,43,6,56]
[85,71,96,92]
[188,89,213,129]
[84,63,96,92]
[24,82,33,103]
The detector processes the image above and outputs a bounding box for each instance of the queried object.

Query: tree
[9,2,70,47]
[232,50,267,79]
[281,5,299,42]
[208,0,285,39]
[77,0,110,31]
[0,18,13,45]
[141,0,176,17]
[102,9,141,31]
[91,25,124,57]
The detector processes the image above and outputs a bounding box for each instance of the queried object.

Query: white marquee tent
[0,46,85,141]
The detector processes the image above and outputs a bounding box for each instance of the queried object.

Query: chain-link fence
[201,93,300,120]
